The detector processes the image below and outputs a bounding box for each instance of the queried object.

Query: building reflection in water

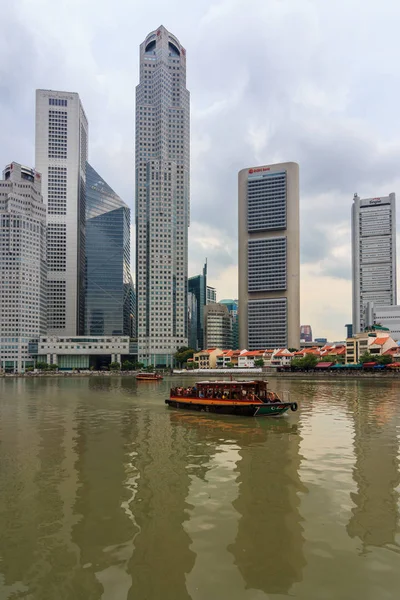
[347,390,400,551]
[126,410,197,600]
[0,378,81,598]
[228,418,306,595]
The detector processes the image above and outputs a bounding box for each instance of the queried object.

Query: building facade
[365,302,400,341]
[188,261,207,350]
[204,303,232,349]
[35,89,88,336]
[206,286,216,304]
[0,163,47,372]
[30,335,133,370]
[352,193,397,334]
[300,325,312,343]
[238,162,300,350]
[220,299,239,349]
[86,163,134,336]
[135,26,190,367]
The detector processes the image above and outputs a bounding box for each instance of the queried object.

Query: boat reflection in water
[169,411,306,596]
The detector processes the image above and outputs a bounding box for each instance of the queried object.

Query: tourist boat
[165,380,298,417]
[136,372,163,381]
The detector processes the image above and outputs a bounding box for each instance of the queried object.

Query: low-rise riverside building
[345,331,396,364]
[29,336,136,370]
[193,348,223,369]
[216,349,241,368]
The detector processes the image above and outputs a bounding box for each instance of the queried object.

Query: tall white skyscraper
[352,193,397,333]
[135,26,190,367]
[0,163,47,372]
[35,89,88,335]
[238,162,300,350]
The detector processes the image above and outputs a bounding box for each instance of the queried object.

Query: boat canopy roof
[196,380,266,386]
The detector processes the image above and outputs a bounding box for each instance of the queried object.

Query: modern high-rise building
[0,163,47,372]
[220,299,239,350]
[238,162,300,350]
[35,89,88,336]
[188,261,207,350]
[85,163,134,336]
[204,303,232,349]
[300,325,312,343]
[135,26,190,367]
[206,286,217,304]
[352,193,397,333]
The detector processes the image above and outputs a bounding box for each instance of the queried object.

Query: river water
[0,376,399,600]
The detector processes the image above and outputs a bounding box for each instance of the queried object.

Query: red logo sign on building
[248,167,270,175]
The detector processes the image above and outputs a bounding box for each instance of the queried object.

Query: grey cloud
[2,0,400,337]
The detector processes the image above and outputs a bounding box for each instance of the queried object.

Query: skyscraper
[204,303,232,349]
[300,325,312,343]
[35,89,88,335]
[135,26,190,367]
[188,261,207,350]
[85,163,134,336]
[352,193,397,333]
[206,286,217,304]
[0,163,47,372]
[238,162,300,350]
[220,299,239,349]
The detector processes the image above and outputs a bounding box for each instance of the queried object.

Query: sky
[1,0,400,341]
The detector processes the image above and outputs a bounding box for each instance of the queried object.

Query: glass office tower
[86,163,134,336]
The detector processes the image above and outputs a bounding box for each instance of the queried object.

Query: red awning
[387,362,400,368]
[315,362,334,368]
[362,362,377,367]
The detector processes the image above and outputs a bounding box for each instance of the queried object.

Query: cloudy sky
[2,0,400,341]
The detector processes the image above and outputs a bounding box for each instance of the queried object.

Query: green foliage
[48,363,58,370]
[359,352,373,364]
[226,362,235,369]
[122,360,134,371]
[254,358,264,367]
[291,354,319,370]
[288,348,298,352]
[109,362,121,371]
[144,364,155,372]
[376,354,393,365]
[35,362,48,370]
[174,347,195,366]
[322,355,337,364]
[25,366,34,372]
[133,362,144,370]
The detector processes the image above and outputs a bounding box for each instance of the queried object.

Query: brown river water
[0,376,399,599]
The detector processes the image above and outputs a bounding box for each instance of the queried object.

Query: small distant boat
[165,380,298,417]
[136,372,163,381]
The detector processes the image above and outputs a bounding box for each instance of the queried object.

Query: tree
[35,361,48,370]
[322,354,337,364]
[133,362,144,370]
[186,361,199,370]
[145,364,155,372]
[122,360,134,371]
[302,354,319,370]
[359,352,374,364]
[174,347,195,367]
[288,348,298,353]
[376,354,393,365]
[254,358,264,367]
[109,362,121,370]
[291,355,318,370]
[25,366,34,372]
[48,363,58,370]
[226,362,235,369]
